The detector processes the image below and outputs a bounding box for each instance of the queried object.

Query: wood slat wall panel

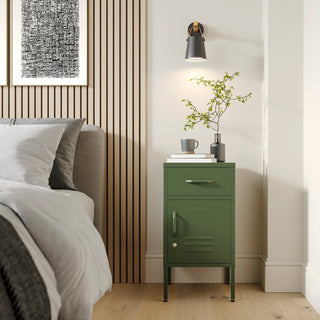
[1,0,146,283]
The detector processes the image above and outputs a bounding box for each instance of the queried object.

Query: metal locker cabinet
[163,163,235,302]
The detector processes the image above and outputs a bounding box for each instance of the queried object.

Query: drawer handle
[185,179,213,184]
[173,211,177,237]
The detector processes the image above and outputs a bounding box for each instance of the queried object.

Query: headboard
[73,125,105,237]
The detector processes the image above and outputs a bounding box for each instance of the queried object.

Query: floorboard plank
[136,284,177,320]
[240,284,290,320]
[91,284,320,320]
[275,292,320,320]
[205,283,256,320]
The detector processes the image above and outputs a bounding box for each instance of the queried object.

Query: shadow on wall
[205,25,263,45]
[235,168,262,257]
[203,25,264,81]
[302,189,308,294]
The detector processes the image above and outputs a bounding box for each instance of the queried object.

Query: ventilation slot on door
[183,236,215,253]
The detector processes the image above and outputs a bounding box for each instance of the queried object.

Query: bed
[0,123,112,320]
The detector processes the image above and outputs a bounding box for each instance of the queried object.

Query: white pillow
[0,124,66,187]
[0,124,8,132]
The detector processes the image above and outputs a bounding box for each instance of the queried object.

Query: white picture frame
[12,0,87,86]
[0,0,7,85]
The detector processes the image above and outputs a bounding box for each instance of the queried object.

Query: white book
[170,153,215,159]
[167,158,217,163]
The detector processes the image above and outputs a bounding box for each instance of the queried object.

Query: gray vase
[210,133,225,162]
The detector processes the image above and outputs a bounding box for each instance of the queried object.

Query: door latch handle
[173,211,176,237]
[185,179,213,184]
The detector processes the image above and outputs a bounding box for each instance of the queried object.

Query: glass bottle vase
[210,133,225,162]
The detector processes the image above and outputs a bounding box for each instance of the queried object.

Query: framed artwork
[13,0,87,86]
[0,0,7,85]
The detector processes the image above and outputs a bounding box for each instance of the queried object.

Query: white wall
[303,0,320,314]
[145,0,320,308]
[146,0,264,283]
[262,0,304,292]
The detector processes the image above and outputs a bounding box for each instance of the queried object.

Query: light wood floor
[91,283,320,320]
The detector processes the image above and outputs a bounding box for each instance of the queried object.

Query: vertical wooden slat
[3,0,9,121]
[94,0,100,127]
[35,87,42,117]
[9,86,15,118]
[15,87,22,118]
[2,86,8,118]
[81,87,87,121]
[29,87,35,117]
[133,0,140,283]
[126,0,134,283]
[1,0,146,284]
[87,0,94,124]
[120,0,127,283]
[55,87,61,118]
[22,87,28,118]
[100,0,107,246]
[61,86,68,118]
[9,0,14,119]
[42,87,48,118]
[107,0,114,279]
[75,87,81,119]
[140,0,146,284]
[48,87,55,117]
[68,87,75,118]
[113,0,121,283]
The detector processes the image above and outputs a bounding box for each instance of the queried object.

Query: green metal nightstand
[163,163,235,302]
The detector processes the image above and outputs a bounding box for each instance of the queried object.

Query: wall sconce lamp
[185,21,207,61]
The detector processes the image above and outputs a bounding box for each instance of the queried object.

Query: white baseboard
[303,266,320,315]
[145,252,261,283]
[261,256,302,292]
[146,252,307,294]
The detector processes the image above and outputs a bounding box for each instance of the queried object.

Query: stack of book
[167,153,217,163]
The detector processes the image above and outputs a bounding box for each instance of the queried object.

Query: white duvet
[0,179,112,320]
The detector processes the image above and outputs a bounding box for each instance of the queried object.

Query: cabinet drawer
[167,168,231,196]
[166,199,231,264]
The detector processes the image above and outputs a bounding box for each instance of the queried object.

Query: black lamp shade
[185,32,207,61]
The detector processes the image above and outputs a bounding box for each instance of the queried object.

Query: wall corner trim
[262,256,303,292]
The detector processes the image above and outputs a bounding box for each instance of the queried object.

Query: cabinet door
[167,200,231,264]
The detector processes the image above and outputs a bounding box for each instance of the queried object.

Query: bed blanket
[0,215,51,320]
[0,179,112,320]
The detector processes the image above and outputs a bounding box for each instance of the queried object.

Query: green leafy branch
[182,72,252,134]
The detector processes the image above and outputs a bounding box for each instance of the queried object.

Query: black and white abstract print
[21,0,80,79]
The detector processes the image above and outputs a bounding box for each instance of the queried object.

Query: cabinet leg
[230,266,235,302]
[168,267,171,285]
[164,266,168,302]
[225,267,230,284]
